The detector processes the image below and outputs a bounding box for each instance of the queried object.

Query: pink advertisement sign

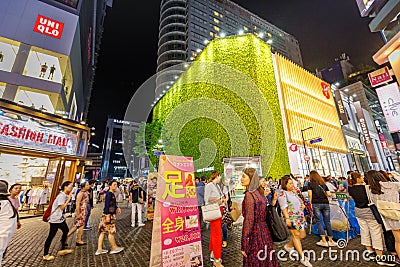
[157,155,203,267]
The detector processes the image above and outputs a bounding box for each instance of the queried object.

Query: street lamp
[301,127,313,173]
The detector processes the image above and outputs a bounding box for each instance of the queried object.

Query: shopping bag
[201,203,222,222]
[377,200,400,221]
[229,201,241,222]
[266,205,289,242]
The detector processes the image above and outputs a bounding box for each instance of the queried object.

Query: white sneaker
[138,223,145,227]
[95,249,108,255]
[43,255,55,261]
[284,244,294,253]
[316,240,329,247]
[131,224,135,227]
[109,247,124,254]
[328,241,337,247]
[300,257,313,267]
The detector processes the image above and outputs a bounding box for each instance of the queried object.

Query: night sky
[87,0,384,147]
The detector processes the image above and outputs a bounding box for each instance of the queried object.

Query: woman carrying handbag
[204,172,226,267]
[241,168,278,267]
[365,170,400,264]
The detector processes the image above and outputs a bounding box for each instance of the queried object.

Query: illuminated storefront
[0,99,89,217]
[274,54,348,177]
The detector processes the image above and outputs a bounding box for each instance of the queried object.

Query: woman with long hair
[241,168,278,267]
[278,175,311,267]
[347,172,393,265]
[204,171,226,267]
[0,180,18,266]
[365,170,400,264]
[43,181,74,261]
[308,170,336,247]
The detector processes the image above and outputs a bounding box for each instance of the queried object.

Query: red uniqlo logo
[33,14,64,39]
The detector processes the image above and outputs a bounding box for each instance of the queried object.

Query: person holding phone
[96,181,123,255]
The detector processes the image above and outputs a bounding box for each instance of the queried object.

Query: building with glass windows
[156,0,303,96]
[0,0,112,121]
[0,0,111,209]
[100,119,141,181]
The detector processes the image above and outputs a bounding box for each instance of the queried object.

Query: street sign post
[309,137,322,144]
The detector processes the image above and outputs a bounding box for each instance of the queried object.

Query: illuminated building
[153,34,348,178]
[0,0,111,210]
[100,119,141,181]
[157,0,303,96]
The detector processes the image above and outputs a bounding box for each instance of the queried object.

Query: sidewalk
[3,202,378,267]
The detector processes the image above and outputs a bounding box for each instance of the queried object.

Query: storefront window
[0,37,20,72]
[54,0,79,8]
[15,88,58,113]
[23,47,68,84]
[0,153,50,217]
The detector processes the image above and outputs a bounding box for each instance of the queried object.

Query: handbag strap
[365,185,374,205]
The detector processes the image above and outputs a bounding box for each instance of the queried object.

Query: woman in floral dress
[241,168,278,267]
[278,175,312,267]
[67,181,90,245]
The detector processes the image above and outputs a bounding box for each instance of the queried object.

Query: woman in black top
[348,172,385,263]
[307,171,336,247]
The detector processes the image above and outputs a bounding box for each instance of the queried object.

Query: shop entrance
[222,156,262,196]
[0,152,76,218]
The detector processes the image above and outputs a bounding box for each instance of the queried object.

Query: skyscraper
[156,0,303,96]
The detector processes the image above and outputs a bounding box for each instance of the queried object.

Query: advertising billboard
[368,66,393,87]
[376,83,400,133]
[354,101,378,163]
[0,0,78,55]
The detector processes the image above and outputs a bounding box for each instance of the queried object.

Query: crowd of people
[2,168,400,267]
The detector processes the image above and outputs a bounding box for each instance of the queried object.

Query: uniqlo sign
[33,14,64,39]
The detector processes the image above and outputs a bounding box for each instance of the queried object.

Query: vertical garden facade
[152,34,290,178]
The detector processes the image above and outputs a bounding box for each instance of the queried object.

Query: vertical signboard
[376,83,400,133]
[334,90,349,125]
[354,101,377,163]
[150,155,203,267]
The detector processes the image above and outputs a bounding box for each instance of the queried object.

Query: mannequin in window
[40,62,48,78]
[48,65,56,80]
[0,51,3,62]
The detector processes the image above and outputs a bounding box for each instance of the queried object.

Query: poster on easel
[149,155,203,267]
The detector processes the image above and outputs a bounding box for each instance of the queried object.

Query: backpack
[42,198,55,222]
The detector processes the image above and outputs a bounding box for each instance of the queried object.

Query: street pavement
[3,201,381,267]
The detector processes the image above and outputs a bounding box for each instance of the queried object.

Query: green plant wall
[153,34,290,179]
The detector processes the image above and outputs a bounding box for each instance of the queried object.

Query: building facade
[0,0,111,212]
[100,119,141,181]
[0,0,112,121]
[157,0,303,96]
[338,81,399,172]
